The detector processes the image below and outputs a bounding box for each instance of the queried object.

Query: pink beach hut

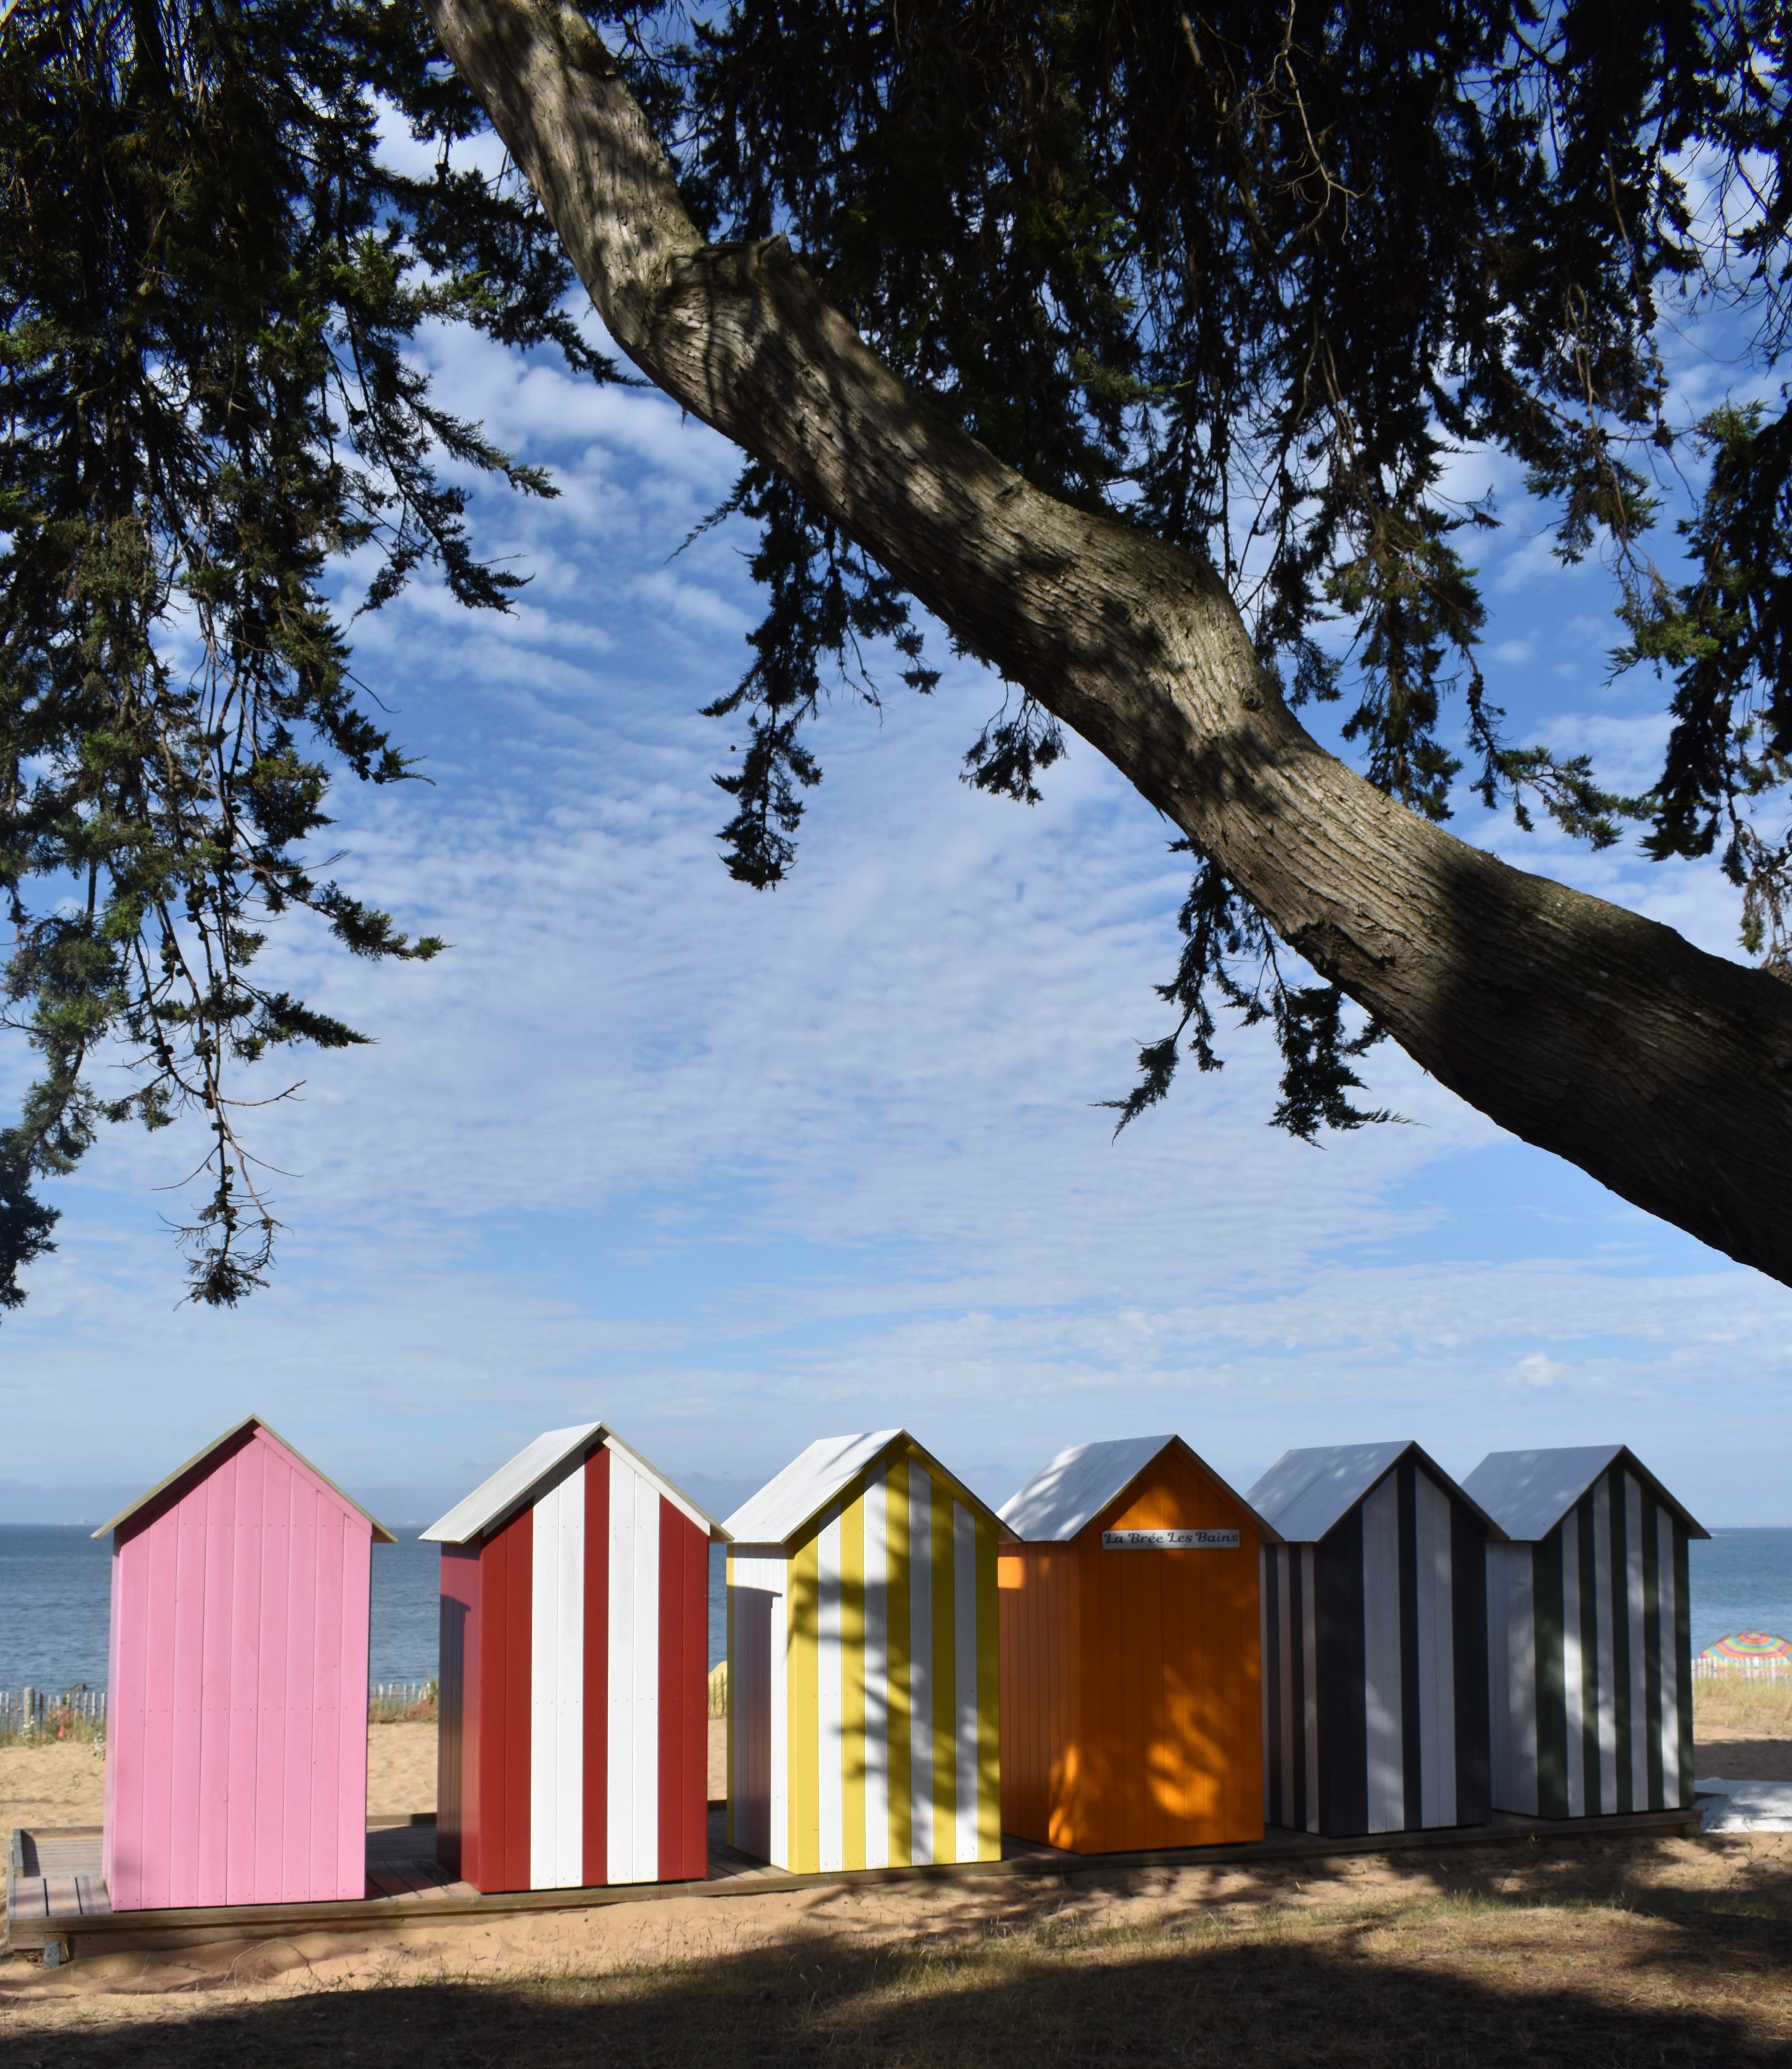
[96,1416,394,1912]
[421,1423,727,1894]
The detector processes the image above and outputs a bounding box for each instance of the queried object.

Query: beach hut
[724,1431,1013,1873]
[996,1435,1271,1853]
[1247,1443,1501,1837]
[421,1423,726,1894]
[1461,1446,1707,1819]
[97,1415,394,1912]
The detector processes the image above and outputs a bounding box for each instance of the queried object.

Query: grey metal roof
[999,1436,1178,1542]
[93,1415,396,1543]
[421,1424,726,1544]
[1246,1441,1503,1543]
[1461,1445,1708,1541]
[724,1430,1016,1549]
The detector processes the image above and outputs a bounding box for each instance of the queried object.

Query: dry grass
[1694,1676,1792,1737]
[7,1885,1792,2066]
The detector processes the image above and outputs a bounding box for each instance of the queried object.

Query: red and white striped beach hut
[422,1423,727,1894]
[97,1416,394,1912]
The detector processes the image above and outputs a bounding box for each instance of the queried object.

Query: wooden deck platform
[6,1802,1703,1963]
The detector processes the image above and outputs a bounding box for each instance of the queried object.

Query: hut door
[732,1585,777,1858]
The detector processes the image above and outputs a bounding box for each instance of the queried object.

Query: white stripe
[607,1450,660,1884]
[1657,1508,1680,1805]
[1301,1547,1319,1831]
[863,1470,889,1868]
[1563,1506,1584,1817]
[817,1508,844,1873]
[908,1461,934,1865]
[1361,1474,1403,1833]
[1626,1474,1648,1810]
[529,1462,585,1889]
[771,1576,789,1868]
[1593,1477,1617,1815]
[953,1501,979,1863]
[1414,1472,1455,1827]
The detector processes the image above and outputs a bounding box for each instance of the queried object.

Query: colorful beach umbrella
[1701,1631,1792,1664]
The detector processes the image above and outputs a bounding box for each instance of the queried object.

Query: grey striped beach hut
[1247,1444,1502,1837]
[1461,1447,1707,1819]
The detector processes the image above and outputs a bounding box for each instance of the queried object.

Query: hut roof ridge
[421,1423,726,1544]
[725,1431,1015,1547]
[1461,1445,1708,1540]
[1246,1441,1503,1542]
[998,1435,1175,1540]
[92,1415,396,1543]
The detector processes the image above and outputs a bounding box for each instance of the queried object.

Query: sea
[1,1528,1787,1697]
[0,1529,731,1693]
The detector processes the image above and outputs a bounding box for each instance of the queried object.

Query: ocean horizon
[1,1524,1785,1696]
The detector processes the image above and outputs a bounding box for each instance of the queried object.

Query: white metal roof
[93,1415,396,1543]
[724,1430,1015,1548]
[1246,1441,1502,1543]
[1461,1445,1708,1541]
[421,1424,726,1544]
[999,1436,1179,1542]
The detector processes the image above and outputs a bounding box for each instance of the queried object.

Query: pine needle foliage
[4,0,1792,1302]
[0,0,616,1305]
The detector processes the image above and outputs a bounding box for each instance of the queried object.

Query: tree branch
[423,0,1792,1287]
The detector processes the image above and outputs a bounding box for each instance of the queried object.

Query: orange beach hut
[996,1435,1272,1853]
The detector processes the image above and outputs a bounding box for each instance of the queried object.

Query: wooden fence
[1,1680,439,1741]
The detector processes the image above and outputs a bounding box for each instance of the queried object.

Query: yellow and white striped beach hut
[723,1431,1015,1873]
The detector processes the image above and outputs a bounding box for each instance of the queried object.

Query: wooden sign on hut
[97,1416,394,1912]
[996,1435,1271,1853]
[1461,1445,1707,1819]
[724,1431,1014,1873]
[1246,1442,1501,1837]
[421,1423,726,1894]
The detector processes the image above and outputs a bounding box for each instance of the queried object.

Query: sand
[3,1720,728,1833]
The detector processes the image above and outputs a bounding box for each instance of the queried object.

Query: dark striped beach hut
[1461,1446,1707,1819]
[1247,1443,1502,1837]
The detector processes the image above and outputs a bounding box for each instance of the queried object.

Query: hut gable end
[1462,1446,1708,1542]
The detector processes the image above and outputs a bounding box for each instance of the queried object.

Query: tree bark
[424,0,1792,1288]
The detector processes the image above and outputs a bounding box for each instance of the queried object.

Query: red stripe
[658,1501,709,1880]
[476,1506,533,1893]
[582,1446,610,1886]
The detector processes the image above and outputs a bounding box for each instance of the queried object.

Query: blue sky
[2,242,1789,1531]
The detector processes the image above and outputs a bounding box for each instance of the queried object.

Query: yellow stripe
[931,1467,956,1852]
[787,1532,820,1874]
[975,1516,1001,1858]
[840,1489,866,1871]
[884,1462,912,1866]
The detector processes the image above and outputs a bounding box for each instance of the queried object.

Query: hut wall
[999,1447,1263,1852]
[730,1451,1001,1873]
[437,1443,709,1893]
[1486,1462,1694,1816]
[1262,1459,1490,1836]
[104,1423,373,1911]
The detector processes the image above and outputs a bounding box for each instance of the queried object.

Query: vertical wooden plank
[280,1461,319,1904]
[906,1461,933,1864]
[976,1515,1001,1860]
[196,1449,233,1904]
[1316,1508,1366,1837]
[1300,1545,1320,1831]
[531,1459,586,1889]
[1449,1500,1488,1826]
[308,1477,347,1900]
[1591,1478,1617,1815]
[657,1501,707,1882]
[786,1527,820,1873]
[608,1452,660,1884]
[1624,1471,1648,1813]
[1608,1467,1632,1814]
[1641,1487,1664,1811]
[840,1492,866,1873]
[436,1543,480,1880]
[1534,1525,1568,1818]
[883,1461,912,1866]
[930,1468,956,1863]
[862,1469,890,1868]
[582,1447,610,1887]
[952,1499,979,1863]
[1673,1521,1695,1805]
[102,1538,126,1897]
[225,1436,265,1904]
[1361,1474,1404,1833]
[817,1506,844,1872]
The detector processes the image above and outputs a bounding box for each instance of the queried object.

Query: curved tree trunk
[424,0,1792,1288]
